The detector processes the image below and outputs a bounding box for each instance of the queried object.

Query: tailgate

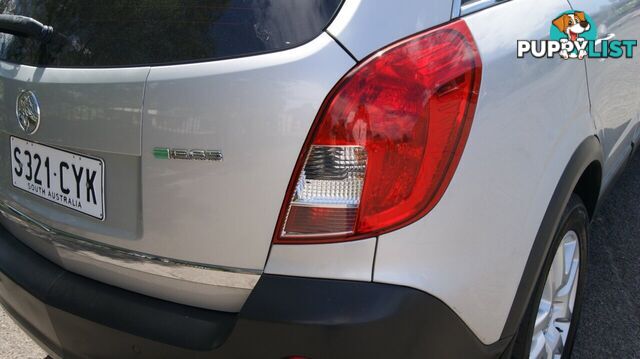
[0,0,353,309]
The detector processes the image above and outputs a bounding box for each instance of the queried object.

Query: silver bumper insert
[0,202,261,292]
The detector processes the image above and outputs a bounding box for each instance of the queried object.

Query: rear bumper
[0,224,509,358]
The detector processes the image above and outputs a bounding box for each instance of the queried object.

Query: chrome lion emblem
[16,90,41,135]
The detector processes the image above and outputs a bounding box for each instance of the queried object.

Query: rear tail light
[274,20,482,244]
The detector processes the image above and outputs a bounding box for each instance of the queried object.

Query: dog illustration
[553,11,591,59]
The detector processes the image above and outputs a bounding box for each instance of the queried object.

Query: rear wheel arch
[573,160,602,220]
[500,136,603,342]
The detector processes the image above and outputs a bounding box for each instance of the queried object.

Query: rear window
[0,0,343,68]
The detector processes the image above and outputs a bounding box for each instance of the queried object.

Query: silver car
[0,0,638,358]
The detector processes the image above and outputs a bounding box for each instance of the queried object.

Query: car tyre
[512,194,589,358]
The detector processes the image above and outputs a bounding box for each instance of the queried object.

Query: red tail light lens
[275,20,482,244]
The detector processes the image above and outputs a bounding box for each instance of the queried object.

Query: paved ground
[0,308,45,358]
[0,156,639,358]
[573,153,640,358]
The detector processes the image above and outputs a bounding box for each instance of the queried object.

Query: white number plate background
[11,137,105,220]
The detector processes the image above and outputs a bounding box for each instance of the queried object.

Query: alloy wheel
[529,230,581,359]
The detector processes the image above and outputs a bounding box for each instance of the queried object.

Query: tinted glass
[0,0,343,67]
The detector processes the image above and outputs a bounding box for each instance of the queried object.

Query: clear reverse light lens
[283,145,367,236]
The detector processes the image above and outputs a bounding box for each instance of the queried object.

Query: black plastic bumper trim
[0,224,237,351]
[234,274,510,358]
[0,222,510,358]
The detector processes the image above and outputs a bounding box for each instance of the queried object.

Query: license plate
[10,137,105,220]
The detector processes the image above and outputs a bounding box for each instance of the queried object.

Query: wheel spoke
[545,324,563,356]
[555,320,571,344]
[534,300,552,333]
[530,331,547,359]
[549,249,564,297]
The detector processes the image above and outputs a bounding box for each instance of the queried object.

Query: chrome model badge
[16,90,41,135]
[153,147,223,162]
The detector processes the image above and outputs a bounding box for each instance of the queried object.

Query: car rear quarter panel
[327,0,454,59]
[141,33,355,271]
[373,0,597,344]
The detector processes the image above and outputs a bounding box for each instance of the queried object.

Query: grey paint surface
[141,33,354,270]
[0,0,638,353]
[0,66,145,244]
[576,0,640,187]
[0,65,148,156]
[327,0,454,59]
[4,154,640,355]
[265,237,376,282]
[373,0,596,343]
[0,33,356,311]
[0,215,256,312]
